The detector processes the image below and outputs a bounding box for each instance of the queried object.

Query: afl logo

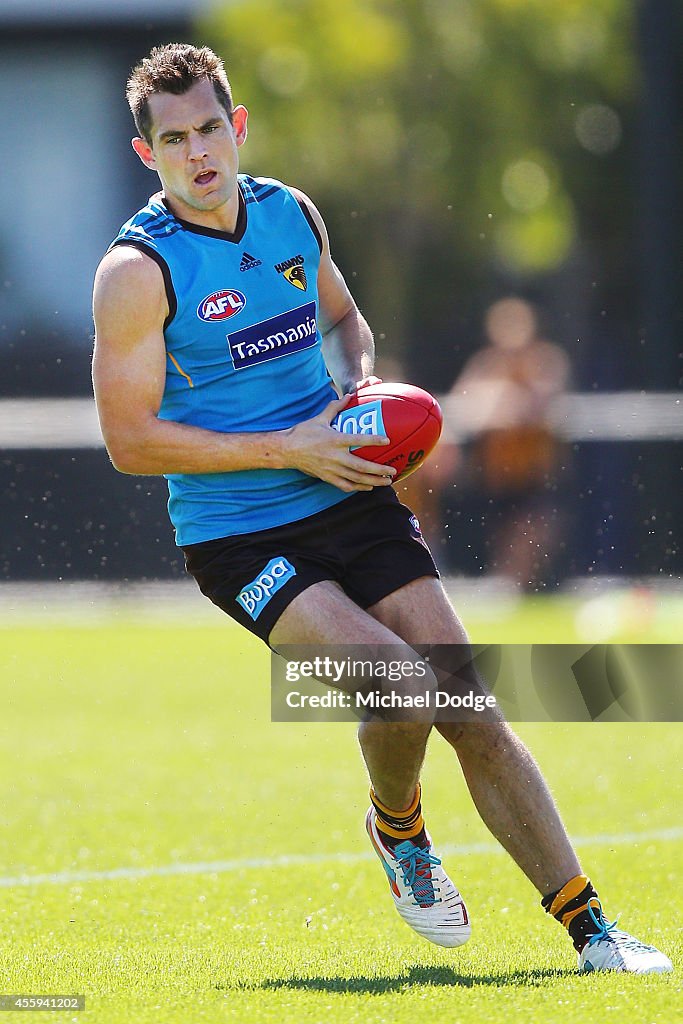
[197,289,246,322]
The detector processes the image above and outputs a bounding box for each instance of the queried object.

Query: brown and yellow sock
[370,783,426,849]
[542,874,603,952]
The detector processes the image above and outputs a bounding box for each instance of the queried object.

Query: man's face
[133,77,247,220]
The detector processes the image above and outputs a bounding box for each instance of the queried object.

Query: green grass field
[0,592,681,1023]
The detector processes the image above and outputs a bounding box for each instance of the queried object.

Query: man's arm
[92,246,393,491]
[290,188,380,395]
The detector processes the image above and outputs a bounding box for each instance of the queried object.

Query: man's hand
[281,395,396,492]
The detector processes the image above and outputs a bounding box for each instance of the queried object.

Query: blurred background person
[449,298,571,588]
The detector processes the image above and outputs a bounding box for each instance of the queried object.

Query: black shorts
[182,488,439,644]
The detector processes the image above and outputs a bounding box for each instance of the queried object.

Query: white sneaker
[365,806,471,948]
[578,900,673,974]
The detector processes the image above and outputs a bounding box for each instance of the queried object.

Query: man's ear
[132,136,156,170]
[232,105,249,147]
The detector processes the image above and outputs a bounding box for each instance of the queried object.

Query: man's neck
[162,186,241,233]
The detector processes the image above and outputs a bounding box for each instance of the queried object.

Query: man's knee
[416,642,500,729]
[353,656,439,726]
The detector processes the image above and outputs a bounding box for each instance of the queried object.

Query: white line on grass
[1,826,682,890]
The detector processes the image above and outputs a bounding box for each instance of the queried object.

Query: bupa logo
[197,289,246,322]
[235,557,296,621]
[332,400,386,450]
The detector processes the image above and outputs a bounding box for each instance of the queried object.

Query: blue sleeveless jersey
[110,174,349,545]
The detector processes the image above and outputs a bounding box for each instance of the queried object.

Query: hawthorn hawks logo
[274,253,307,291]
[283,265,307,290]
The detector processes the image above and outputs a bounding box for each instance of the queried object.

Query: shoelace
[586,898,623,948]
[393,841,442,907]
[586,899,657,957]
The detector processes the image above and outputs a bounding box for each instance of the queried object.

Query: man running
[92,43,672,974]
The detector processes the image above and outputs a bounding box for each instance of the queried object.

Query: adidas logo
[240,252,262,272]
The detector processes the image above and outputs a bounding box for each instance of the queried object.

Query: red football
[333,382,443,481]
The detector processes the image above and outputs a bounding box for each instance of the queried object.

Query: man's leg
[367,575,580,894]
[368,575,673,972]
[269,578,433,810]
[269,578,471,948]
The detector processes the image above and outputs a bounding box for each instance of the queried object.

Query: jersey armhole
[109,239,178,330]
[296,199,323,254]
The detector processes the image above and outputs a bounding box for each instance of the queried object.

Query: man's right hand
[281,395,396,492]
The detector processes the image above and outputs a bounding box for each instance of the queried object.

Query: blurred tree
[201,0,635,376]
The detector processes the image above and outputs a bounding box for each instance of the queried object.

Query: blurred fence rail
[0,394,681,448]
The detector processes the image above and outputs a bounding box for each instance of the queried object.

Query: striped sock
[542,874,602,952]
[370,783,426,848]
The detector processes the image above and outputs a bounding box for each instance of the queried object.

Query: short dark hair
[126,43,233,144]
